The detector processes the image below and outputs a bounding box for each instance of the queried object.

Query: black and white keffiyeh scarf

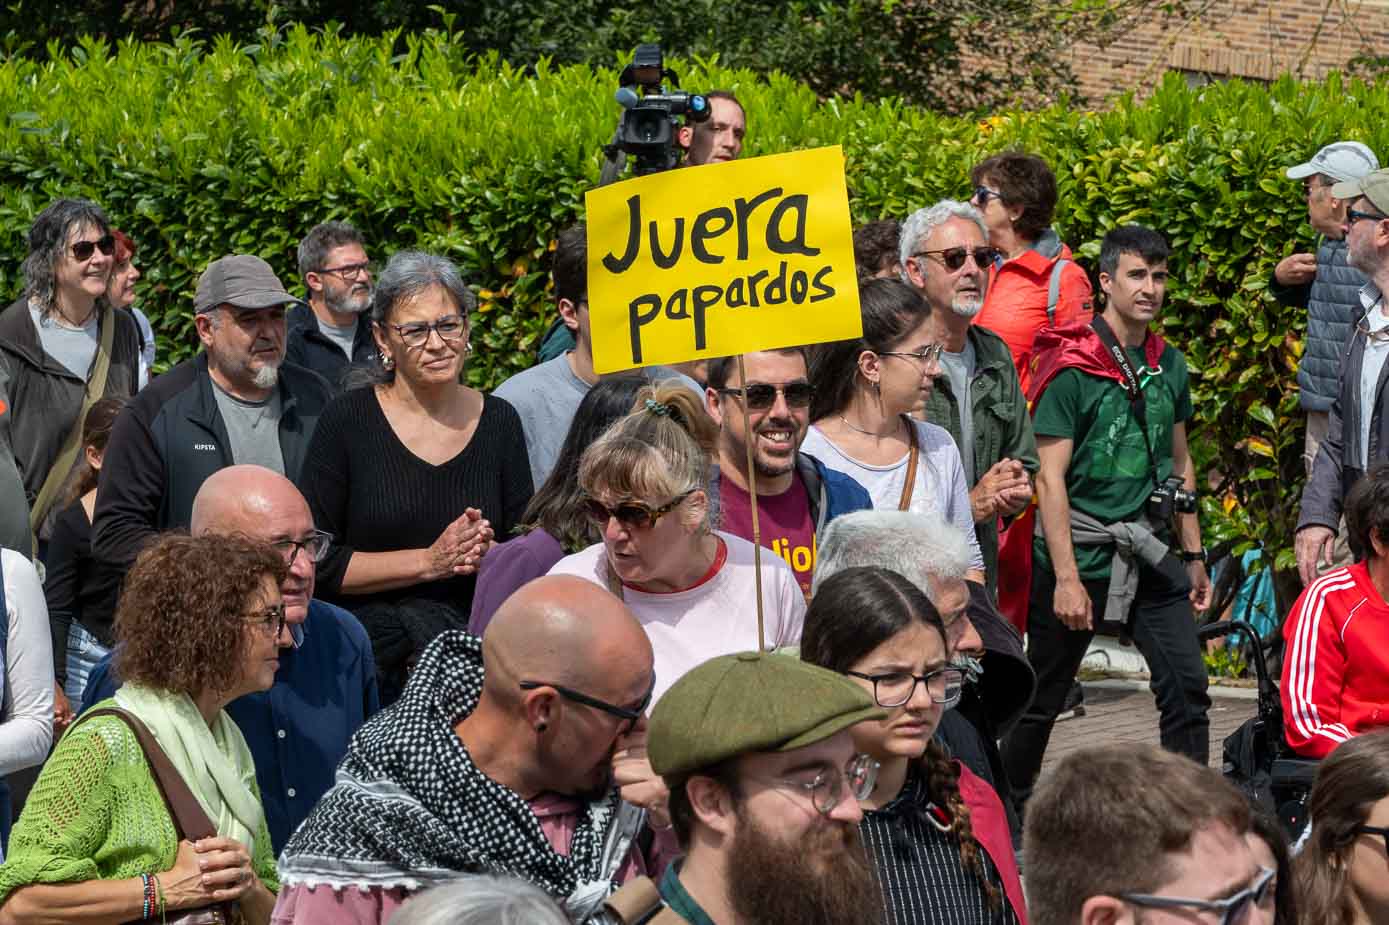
[277,630,637,920]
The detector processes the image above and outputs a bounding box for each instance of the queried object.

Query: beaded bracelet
[140,872,155,919]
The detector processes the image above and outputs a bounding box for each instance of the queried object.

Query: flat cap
[195,254,304,314]
[648,651,885,778]
[1333,169,1389,217]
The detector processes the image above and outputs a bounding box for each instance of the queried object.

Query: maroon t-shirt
[718,472,817,596]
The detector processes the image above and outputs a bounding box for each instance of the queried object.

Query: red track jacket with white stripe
[1281,562,1389,758]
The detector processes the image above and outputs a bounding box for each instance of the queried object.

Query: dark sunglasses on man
[913,246,1000,273]
[71,234,116,261]
[717,382,816,411]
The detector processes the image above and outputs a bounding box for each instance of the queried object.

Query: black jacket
[0,297,140,516]
[284,303,376,392]
[91,352,332,575]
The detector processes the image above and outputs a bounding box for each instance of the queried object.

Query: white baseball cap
[1286,141,1380,184]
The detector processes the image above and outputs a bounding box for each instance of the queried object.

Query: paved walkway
[1041,682,1258,773]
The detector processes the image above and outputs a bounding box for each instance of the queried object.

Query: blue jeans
[65,623,110,705]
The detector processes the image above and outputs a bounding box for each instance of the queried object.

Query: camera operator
[677,90,745,167]
[1000,225,1212,820]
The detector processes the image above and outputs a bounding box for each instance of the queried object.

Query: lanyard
[1091,316,1161,489]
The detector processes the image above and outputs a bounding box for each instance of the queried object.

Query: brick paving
[1041,683,1258,773]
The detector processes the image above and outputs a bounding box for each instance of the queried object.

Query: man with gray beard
[902,200,1038,591]
[90,254,332,616]
[286,221,377,390]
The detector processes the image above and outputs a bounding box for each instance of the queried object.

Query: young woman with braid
[801,566,1025,925]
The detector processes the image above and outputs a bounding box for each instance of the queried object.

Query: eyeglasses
[71,235,116,261]
[759,754,880,817]
[878,343,946,367]
[847,666,965,708]
[319,261,372,280]
[518,678,654,735]
[387,315,467,348]
[1355,824,1389,853]
[582,489,696,531]
[912,246,1000,272]
[973,185,1003,205]
[718,382,816,410]
[247,601,290,637]
[1119,866,1275,925]
[270,530,333,566]
[1348,206,1389,226]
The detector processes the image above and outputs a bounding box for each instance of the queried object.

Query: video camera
[599,44,711,184]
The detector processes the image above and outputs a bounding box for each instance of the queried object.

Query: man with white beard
[286,221,377,391]
[902,200,1037,590]
[91,255,333,617]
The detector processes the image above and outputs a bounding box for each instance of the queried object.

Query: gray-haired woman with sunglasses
[0,198,142,547]
[298,251,532,704]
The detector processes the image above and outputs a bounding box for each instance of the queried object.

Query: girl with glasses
[804,278,987,584]
[547,381,805,704]
[1295,729,1389,925]
[801,566,1024,925]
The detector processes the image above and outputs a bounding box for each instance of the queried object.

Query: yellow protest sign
[585,146,862,374]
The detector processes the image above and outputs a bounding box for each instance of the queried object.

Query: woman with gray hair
[390,875,570,925]
[0,198,142,546]
[298,250,532,704]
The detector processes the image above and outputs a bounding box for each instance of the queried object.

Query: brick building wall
[1068,0,1389,104]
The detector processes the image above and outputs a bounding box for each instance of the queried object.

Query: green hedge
[2,24,1385,604]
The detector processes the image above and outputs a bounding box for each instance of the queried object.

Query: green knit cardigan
[0,705,279,904]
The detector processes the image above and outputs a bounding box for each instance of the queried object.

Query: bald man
[81,465,379,851]
[274,577,672,925]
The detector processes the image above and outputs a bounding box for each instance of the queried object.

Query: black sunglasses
[1348,206,1389,226]
[1355,823,1389,854]
[913,246,1000,272]
[973,185,1003,205]
[1119,867,1275,925]
[718,382,815,410]
[582,489,695,531]
[71,234,116,261]
[518,678,654,734]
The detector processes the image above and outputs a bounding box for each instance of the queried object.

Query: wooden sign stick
[736,353,767,651]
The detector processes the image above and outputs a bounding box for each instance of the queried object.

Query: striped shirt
[861,765,1019,925]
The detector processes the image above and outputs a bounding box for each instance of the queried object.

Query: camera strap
[1091,315,1161,489]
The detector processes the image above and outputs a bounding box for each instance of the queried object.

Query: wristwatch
[1178,547,1208,564]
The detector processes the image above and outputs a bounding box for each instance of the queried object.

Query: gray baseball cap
[1286,141,1380,184]
[1332,169,1389,216]
[194,255,304,315]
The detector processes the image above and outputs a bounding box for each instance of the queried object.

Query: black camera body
[600,44,711,183]
[1148,476,1197,522]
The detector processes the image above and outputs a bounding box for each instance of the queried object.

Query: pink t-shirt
[547,531,806,704]
[717,474,817,597]
[270,794,678,924]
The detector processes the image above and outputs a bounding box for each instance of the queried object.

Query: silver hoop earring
[380,350,394,371]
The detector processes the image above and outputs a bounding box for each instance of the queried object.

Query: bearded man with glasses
[80,464,380,853]
[596,651,888,925]
[901,199,1038,595]
[286,220,379,391]
[1299,169,1389,585]
[704,348,871,598]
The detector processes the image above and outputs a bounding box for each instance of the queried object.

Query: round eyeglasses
[764,753,880,817]
[846,666,965,709]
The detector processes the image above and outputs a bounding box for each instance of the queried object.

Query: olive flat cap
[1333,168,1389,217]
[648,651,886,778]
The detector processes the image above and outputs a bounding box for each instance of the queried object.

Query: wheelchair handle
[1194,619,1278,707]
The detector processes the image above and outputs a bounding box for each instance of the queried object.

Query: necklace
[837,413,902,439]
[54,304,97,330]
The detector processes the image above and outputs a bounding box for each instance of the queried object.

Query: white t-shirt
[1361,296,1389,471]
[547,531,806,705]
[1,548,54,778]
[800,419,986,572]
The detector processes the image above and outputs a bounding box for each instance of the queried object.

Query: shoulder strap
[80,707,218,841]
[1089,316,1160,489]
[28,306,116,539]
[601,876,685,925]
[1046,259,1069,328]
[897,416,919,511]
[1,555,7,720]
